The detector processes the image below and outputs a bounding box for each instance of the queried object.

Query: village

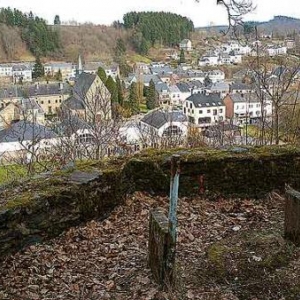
[0,31,298,168]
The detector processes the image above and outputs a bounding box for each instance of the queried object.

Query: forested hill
[0,8,194,62]
[0,8,60,58]
[123,11,194,50]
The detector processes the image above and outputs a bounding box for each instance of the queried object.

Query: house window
[186,102,188,107]
[198,117,211,124]
[249,104,253,108]
[55,100,58,103]
[41,101,44,104]
[256,104,260,107]
[184,107,186,113]
[192,109,194,114]
[76,133,95,144]
[213,109,217,115]
[199,110,203,114]
[207,109,211,113]
[48,100,51,104]
[48,106,52,114]
[219,108,223,113]
[190,103,192,109]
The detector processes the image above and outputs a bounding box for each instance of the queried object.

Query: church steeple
[76,54,83,77]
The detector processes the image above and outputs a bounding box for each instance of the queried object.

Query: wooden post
[148,155,180,287]
[284,186,300,246]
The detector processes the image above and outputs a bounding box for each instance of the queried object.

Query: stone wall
[1,146,300,259]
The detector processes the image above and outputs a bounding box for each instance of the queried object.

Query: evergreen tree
[123,11,194,48]
[54,15,61,25]
[55,69,62,81]
[116,76,124,106]
[204,75,212,87]
[129,82,139,115]
[32,57,44,78]
[146,80,157,110]
[97,66,107,83]
[179,49,185,64]
[105,76,118,103]
[115,38,126,57]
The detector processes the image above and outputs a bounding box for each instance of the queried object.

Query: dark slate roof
[0,83,71,100]
[12,64,31,71]
[176,82,190,93]
[55,113,90,135]
[187,80,203,89]
[230,81,253,91]
[186,93,224,107]
[155,82,170,93]
[230,93,267,103]
[73,72,96,98]
[150,66,173,75]
[20,98,44,114]
[0,120,56,143]
[141,109,187,129]
[143,74,161,85]
[63,95,85,110]
[204,123,241,138]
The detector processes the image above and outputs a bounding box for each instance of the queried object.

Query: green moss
[207,244,230,276]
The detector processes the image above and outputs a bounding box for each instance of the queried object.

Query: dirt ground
[1,191,300,300]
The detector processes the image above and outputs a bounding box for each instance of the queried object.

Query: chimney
[59,82,63,90]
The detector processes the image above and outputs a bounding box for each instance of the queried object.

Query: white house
[0,64,13,77]
[12,64,32,83]
[169,85,182,106]
[266,46,287,57]
[199,53,219,66]
[208,70,225,83]
[183,93,226,129]
[176,82,192,102]
[139,108,188,147]
[0,120,57,162]
[223,93,272,125]
[179,39,192,52]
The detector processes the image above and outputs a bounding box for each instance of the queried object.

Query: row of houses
[0,58,120,83]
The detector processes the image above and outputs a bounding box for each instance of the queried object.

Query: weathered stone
[148,208,175,286]
[284,186,300,246]
[67,170,102,185]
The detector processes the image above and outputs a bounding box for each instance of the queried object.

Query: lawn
[0,164,27,184]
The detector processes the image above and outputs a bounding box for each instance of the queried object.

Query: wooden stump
[148,208,176,287]
[284,186,300,246]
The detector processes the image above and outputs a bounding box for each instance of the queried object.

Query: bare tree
[195,0,254,36]
[0,99,58,176]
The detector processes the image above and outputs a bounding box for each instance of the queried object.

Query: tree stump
[148,208,176,287]
[284,186,300,246]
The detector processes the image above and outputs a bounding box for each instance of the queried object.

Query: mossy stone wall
[1,146,300,259]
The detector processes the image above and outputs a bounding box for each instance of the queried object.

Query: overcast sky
[0,0,299,27]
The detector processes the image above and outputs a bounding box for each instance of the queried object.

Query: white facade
[199,55,219,66]
[266,46,287,57]
[179,39,192,51]
[183,96,226,128]
[208,70,225,83]
[12,66,32,83]
[233,98,273,124]
[0,64,13,77]
[169,85,182,106]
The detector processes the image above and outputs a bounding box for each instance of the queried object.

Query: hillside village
[0,28,299,169]
[2,2,300,300]
[0,8,298,177]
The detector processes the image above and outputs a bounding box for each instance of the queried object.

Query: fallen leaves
[0,191,298,299]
